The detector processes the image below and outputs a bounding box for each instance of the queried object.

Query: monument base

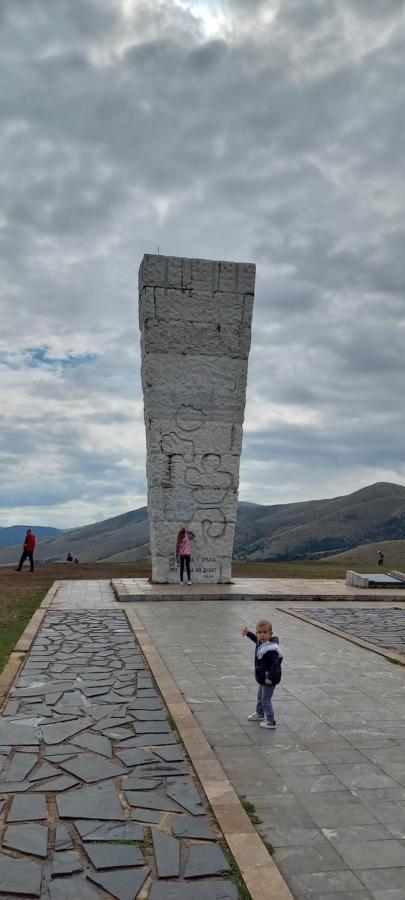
[112,577,405,603]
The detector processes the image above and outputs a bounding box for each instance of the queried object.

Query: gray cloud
[1,0,404,527]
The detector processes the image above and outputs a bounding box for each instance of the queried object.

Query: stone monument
[139,253,255,583]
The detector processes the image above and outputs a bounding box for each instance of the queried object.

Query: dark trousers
[180,555,191,582]
[17,549,34,571]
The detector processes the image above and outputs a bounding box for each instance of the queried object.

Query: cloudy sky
[1,0,405,528]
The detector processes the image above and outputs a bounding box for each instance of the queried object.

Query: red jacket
[24,532,36,551]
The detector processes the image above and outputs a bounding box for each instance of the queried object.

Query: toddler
[241,619,283,729]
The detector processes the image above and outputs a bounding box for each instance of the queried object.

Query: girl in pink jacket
[176,527,195,584]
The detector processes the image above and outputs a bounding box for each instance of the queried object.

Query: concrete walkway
[0,582,239,899]
[133,597,405,900]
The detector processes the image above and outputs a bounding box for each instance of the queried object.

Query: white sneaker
[260,720,276,729]
[188,580,192,585]
[247,712,264,721]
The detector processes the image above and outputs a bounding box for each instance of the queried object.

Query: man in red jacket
[15,528,36,572]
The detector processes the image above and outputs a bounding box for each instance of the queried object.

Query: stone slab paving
[132,598,405,900]
[0,595,239,899]
[292,607,405,655]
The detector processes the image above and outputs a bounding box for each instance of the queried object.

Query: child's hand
[241,626,248,636]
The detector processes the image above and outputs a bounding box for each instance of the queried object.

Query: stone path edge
[279,606,405,665]
[0,581,60,710]
[124,606,294,900]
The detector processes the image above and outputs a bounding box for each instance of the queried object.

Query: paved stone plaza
[0,594,238,899]
[134,596,405,900]
[291,608,405,655]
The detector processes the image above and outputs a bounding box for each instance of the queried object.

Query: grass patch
[219,839,252,900]
[240,796,261,825]
[166,712,181,741]
[263,839,275,856]
[0,589,48,675]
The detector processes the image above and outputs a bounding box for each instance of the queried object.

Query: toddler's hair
[256,619,273,631]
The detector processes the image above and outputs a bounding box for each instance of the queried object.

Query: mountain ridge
[0,481,404,565]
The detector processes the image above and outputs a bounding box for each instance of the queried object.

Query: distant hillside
[0,482,405,565]
[320,539,405,569]
[0,525,61,550]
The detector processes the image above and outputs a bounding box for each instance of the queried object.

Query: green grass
[166,712,181,741]
[219,839,252,900]
[263,839,275,856]
[240,797,261,825]
[0,590,47,675]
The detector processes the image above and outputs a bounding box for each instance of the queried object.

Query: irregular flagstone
[55,823,73,850]
[42,717,93,745]
[133,709,167,721]
[3,823,48,858]
[8,794,47,822]
[123,776,163,790]
[166,776,206,815]
[155,746,185,763]
[0,850,43,897]
[118,734,177,748]
[74,819,106,838]
[87,865,150,900]
[0,722,39,746]
[83,842,145,869]
[81,822,144,842]
[101,726,135,740]
[57,782,126,820]
[70,730,113,757]
[52,850,84,876]
[131,809,165,824]
[152,829,180,878]
[29,762,62,781]
[124,791,181,812]
[59,751,127,783]
[50,876,103,899]
[115,748,158,767]
[149,883,238,900]
[1,751,38,781]
[32,775,79,792]
[136,721,172,733]
[137,762,189,777]
[0,780,32,792]
[128,699,163,710]
[185,843,231,877]
[171,815,216,840]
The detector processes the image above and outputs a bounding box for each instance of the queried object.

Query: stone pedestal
[139,254,255,583]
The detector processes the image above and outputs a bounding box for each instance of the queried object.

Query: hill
[0,525,61,550]
[320,538,405,569]
[0,481,405,565]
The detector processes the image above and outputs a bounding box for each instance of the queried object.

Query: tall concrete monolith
[139,253,255,583]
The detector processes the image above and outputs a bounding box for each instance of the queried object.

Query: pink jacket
[176,531,194,556]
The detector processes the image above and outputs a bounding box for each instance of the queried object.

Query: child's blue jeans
[256,684,276,724]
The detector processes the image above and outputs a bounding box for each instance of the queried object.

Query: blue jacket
[247,632,283,686]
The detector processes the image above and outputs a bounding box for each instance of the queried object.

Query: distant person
[74,557,79,564]
[176,527,195,585]
[66,553,73,562]
[377,549,384,567]
[241,619,283,730]
[15,528,36,573]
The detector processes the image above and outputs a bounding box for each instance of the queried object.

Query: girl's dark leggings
[180,555,191,581]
